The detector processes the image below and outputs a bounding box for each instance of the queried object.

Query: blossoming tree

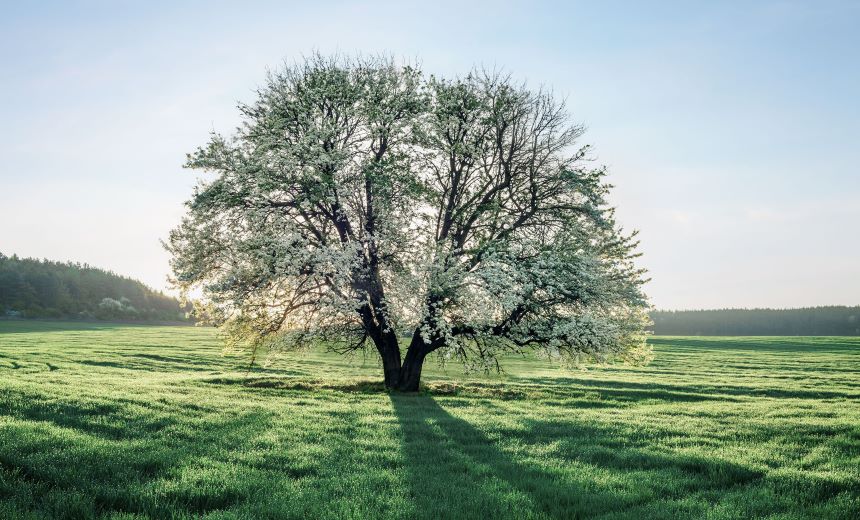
[167,55,650,391]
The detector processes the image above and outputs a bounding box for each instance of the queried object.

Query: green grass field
[0,321,857,519]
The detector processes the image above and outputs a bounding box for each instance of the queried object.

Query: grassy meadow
[0,321,858,519]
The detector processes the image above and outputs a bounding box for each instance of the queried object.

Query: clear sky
[1,1,858,310]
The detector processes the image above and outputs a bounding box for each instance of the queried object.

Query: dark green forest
[651,307,860,336]
[0,254,188,322]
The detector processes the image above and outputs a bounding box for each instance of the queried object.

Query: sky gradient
[2,1,858,310]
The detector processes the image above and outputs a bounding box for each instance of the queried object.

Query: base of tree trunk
[385,346,427,392]
[384,373,422,392]
[395,376,421,392]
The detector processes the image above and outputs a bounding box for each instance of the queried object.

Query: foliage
[167,54,650,389]
[651,306,860,336]
[0,322,858,518]
[0,253,188,322]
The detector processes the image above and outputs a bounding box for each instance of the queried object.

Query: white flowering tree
[167,55,650,391]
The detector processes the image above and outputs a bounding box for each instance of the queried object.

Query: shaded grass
[0,321,858,519]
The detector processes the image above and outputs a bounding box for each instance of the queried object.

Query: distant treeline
[650,307,860,336]
[0,253,189,322]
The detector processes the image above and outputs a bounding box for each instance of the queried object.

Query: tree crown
[168,54,651,377]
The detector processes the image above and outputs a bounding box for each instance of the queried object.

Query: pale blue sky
[1,1,858,309]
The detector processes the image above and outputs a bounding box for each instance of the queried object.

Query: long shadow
[390,394,764,519]
[1,384,419,519]
[0,397,277,517]
[513,377,860,401]
[71,352,303,375]
[390,392,588,518]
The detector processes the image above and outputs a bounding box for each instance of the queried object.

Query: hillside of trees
[0,253,189,322]
[650,307,860,336]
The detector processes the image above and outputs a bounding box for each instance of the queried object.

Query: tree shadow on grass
[390,393,766,519]
[2,386,422,519]
[512,376,860,401]
[0,400,279,518]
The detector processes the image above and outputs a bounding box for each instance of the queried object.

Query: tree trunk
[375,327,435,391]
[380,344,402,389]
[395,339,428,392]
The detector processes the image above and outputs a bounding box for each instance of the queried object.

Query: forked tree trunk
[378,334,430,392]
[396,345,427,392]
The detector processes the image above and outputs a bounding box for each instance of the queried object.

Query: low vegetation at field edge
[0,321,858,519]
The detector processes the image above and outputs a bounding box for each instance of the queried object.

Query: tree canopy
[168,55,650,390]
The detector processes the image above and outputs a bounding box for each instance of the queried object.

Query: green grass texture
[0,321,858,519]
